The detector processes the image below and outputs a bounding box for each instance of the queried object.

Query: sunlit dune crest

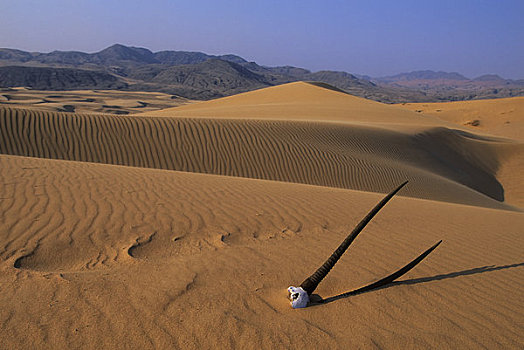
[140,81,442,125]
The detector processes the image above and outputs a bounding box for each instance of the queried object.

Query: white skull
[287,286,309,308]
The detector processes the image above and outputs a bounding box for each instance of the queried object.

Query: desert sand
[1,82,523,349]
[399,97,524,142]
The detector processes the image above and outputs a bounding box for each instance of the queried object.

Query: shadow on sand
[311,262,524,306]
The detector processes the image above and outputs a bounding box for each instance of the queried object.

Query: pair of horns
[300,181,441,296]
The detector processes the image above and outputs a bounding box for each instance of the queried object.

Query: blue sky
[1,0,523,78]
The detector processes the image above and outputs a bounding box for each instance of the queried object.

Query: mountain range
[1,44,523,102]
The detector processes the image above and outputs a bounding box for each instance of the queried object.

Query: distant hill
[151,59,269,92]
[0,44,247,68]
[472,74,507,82]
[0,66,127,90]
[377,70,469,83]
[126,59,274,99]
[0,44,523,102]
[373,70,524,101]
[375,70,522,89]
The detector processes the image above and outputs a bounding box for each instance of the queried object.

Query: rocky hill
[0,66,127,90]
[373,70,524,101]
[1,44,522,102]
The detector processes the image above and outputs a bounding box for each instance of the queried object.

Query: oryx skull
[288,181,442,308]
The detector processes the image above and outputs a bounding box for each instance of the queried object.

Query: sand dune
[1,104,519,208]
[1,82,523,349]
[138,82,443,126]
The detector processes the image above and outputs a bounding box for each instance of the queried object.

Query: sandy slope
[1,82,523,349]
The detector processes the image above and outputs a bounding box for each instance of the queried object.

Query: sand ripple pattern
[0,154,522,349]
[0,107,516,208]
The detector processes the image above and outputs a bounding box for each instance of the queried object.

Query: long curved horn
[320,240,442,303]
[300,181,409,295]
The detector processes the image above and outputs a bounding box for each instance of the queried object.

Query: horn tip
[427,240,443,253]
[390,180,409,196]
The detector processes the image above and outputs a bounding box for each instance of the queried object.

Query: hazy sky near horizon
[1,0,523,78]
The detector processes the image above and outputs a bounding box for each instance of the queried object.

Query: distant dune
[400,96,524,141]
[0,82,523,349]
[139,82,442,125]
[0,88,190,115]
